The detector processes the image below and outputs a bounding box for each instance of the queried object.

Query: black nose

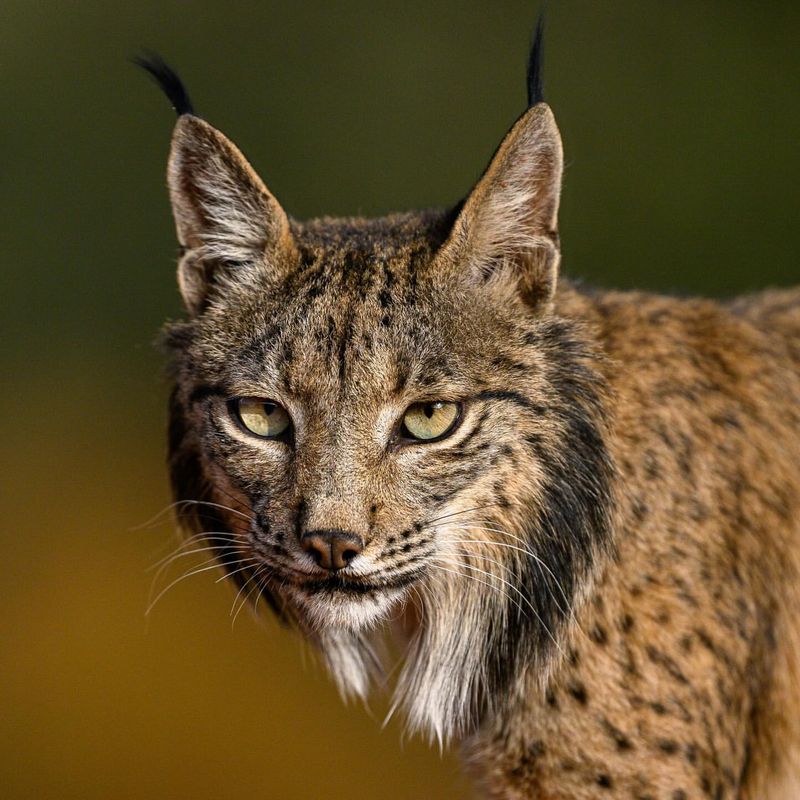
[301,529,364,572]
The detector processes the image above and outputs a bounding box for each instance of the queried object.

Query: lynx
[139,24,800,799]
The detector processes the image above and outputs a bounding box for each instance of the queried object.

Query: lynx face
[170,212,583,629]
[155,61,613,738]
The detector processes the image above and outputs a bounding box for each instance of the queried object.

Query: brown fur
[153,77,800,798]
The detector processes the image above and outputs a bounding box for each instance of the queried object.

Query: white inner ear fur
[166,115,293,313]
[441,104,564,307]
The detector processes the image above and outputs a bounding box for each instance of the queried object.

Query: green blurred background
[2,1,798,798]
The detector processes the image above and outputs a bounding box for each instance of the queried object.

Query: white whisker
[432,554,564,657]
[440,530,572,617]
[232,567,269,627]
[215,559,259,584]
[147,536,246,573]
[146,561,228,615]
[427,561,526,619]
[132,499,253,531]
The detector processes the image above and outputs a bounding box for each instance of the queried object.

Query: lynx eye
[401,401,461,442]
[231,397,292,440]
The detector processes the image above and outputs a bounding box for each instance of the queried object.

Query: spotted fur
[145,34,800,799]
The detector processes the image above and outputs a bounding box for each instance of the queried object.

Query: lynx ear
[167,115,295,314]
[437,103,563,310]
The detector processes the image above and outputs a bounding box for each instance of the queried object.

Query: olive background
[2,2,798,798]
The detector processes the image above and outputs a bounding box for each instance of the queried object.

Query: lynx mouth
[295,571,422,597]
[300,575,387,595]
[250,552,426,630]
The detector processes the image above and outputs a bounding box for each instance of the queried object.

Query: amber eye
[401,401,461,442]
[231,398,292,440]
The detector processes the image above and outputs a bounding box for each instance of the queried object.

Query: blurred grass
[2,1,798,798]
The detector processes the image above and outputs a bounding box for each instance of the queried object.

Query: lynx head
[143,28,614,743]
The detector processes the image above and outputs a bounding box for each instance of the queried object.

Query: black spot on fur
[529,740,546,758]
[646,645,690,686]
[620,613,635,632]
[590,624,608,645]
[568,683,588,705]
[602,718,633,752]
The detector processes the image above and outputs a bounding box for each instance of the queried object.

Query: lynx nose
[301,529,364,572]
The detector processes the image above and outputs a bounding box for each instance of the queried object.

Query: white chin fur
[288,586,404,633]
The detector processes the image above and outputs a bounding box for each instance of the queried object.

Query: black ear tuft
[132,51,195,116]
[527,14,545,107]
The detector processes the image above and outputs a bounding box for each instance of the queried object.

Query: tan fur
[464,287,800,798]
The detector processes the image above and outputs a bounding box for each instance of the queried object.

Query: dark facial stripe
[476,389,547,416]
[189,383,225,404]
